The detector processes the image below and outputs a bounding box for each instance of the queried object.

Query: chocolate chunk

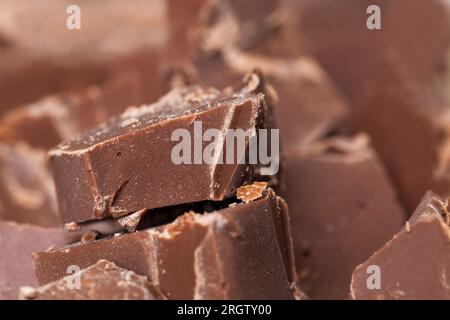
[0,72,144,150]
[50,73,272,224]
[33,189,300,300]
[19,260,164,300]
[0,221,66,299]
[282,134,405,299]
[0,142,60,227]
[351,191,450,300]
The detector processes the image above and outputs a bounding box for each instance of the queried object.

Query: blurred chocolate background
[2,0,450,300]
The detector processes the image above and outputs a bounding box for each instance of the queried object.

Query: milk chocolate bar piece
[0,71,144,149]
[0,222,66,299]
[50,73,272,224]
[0,142,60,227]
[19,260,163,300]
[351,191,450,300]
[33,189,300,300]
[282,134,405,299]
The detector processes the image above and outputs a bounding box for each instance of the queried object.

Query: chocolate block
[0,142,60,227]
[351,191,450,300]
[0,71,144,150]
[50,73,273,224]
[0,222,66,299]
[19,260,164,300]
[33,189,300,300]
[282,134,405,299]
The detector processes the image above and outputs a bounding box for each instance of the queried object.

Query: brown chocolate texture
[0,0,167,113]
[0,71,145,150]
[282,134,405,299]
[166,0,349,153]
[0,222,66,300]
[49,73,272,224]
[0,142,60,227]
[33,189,299,300]
[297,0,450,101]
[19,260,163,300]
[297,0,450,210]
[355,77,450,212]
[351,191,450,300]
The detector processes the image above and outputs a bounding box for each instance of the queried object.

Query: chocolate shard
[19,259,164,300]
[0,142,60,227]
[0,71,144,150]
[0,221,66,299]
[49,73,272,224]
[282,134,405,299]
[236,181,268,203]
[33,189,300,300]
[351,191,450,300]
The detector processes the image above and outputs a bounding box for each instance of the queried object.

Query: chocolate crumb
[236,181,268,203]
[81,230,98,243]
[64,221,80,232]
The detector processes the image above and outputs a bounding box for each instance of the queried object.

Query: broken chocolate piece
[19,259,163,300]
[236,181,268,203]
[351,191,450,300]
[0,142,60,227]
[282,134,405,299]
[49,73,272,224]
[117,209,147,232]
[0,221,66,299]
[33,189,299,300]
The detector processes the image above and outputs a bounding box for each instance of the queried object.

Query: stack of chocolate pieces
[29,72,300,300]
[2,0,450,300]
